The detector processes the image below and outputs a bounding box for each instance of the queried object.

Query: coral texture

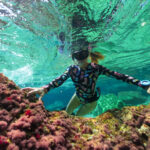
[0,73,150,150]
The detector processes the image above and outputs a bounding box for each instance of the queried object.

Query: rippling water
[0,0,150,114]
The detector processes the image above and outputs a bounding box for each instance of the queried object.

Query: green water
[0,0,150,117]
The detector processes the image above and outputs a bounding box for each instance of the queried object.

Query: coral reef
[0,73,150,150]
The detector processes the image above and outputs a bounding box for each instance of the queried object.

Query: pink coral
[8,81,17,89]
[36,137,51,149]
[0,136,9,149]
[81,125,93,134]
[0,109,12,122]
[54,135,65,145]
[7,130,26,143]
[131,133,141,144]
[7,143,19,150]
[146,138,150,150]
[0,74,150,149]
[114,143,130,150]
[27,137,37,149]
[0,121,8,130]
[144,113,150,126]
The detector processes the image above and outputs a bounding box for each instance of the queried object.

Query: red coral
[74,133,80,140]
[25,109,32,117]
[0,136,9,148]
[6,97,12,101]
[35,133,41,139]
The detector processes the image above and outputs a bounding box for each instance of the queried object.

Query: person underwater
[23,49,150,116]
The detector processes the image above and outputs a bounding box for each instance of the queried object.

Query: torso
[69,63,100,101]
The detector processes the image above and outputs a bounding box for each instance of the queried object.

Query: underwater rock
[0,73,150,150]
[118,91,147,105]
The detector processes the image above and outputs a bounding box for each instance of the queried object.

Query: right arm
[22,66,72,100]
[43,66,71,92]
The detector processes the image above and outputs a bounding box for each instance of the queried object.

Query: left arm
[43,66,71,92]
[98,65,150,92]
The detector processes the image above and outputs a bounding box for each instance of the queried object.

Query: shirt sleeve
[98,65,149,90]
[43,66,71,92]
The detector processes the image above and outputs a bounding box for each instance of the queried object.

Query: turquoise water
[0,0,150,117]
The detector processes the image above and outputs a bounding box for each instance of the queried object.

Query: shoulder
[67,65,78,71]
[90,63,102,69]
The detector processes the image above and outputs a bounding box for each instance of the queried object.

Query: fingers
[147,87,150,94]
[21,87,45,100]
[21,87,33,91]
[28,90,37,96]
[148,88,150,94]
[39,92,45,101]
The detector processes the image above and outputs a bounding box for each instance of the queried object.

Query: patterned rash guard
[44,63,149,104]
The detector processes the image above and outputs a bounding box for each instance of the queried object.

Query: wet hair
[89,51,104,64]
[72,50,104,64]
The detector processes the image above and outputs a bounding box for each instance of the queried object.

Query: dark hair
[72,50,89,61]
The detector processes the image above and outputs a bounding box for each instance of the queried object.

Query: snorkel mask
[72,50,89,61]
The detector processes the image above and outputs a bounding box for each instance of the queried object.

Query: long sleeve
[98,65,149,90]
[43,66,71,92]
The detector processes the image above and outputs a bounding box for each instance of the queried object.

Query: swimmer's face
[74,57,89,66]
[72,50,89,61]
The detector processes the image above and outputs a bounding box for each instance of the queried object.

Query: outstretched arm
[22,66,71,100]
[43,66,71,92]
[98,65,150,92]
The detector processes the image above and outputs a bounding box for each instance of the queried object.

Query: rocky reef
[0,73,150,150]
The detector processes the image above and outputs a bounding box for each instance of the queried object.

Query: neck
[78,61,89,69]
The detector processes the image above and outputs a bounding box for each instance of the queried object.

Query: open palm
[147,87,150,94]
[22,87,46,101]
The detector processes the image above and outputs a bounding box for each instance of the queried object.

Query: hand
[22,87,46,101]
[147,86,150,94]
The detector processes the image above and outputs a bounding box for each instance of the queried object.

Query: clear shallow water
[0,0,150,116]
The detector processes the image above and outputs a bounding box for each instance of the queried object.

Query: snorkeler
[23,49,150,116]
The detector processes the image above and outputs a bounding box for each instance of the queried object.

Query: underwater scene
[0,0,150,149]
[0,0,150,117]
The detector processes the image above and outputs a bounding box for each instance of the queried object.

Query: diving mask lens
[72,50,89,60]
